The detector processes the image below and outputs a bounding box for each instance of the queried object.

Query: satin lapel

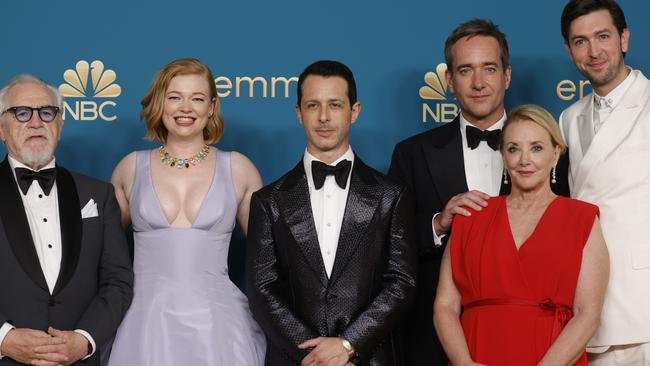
[574,73,649,194]
[52,166,81,295]
[0,157,48,291]
[422,118,468,202]
[329,158,380,285]
[279,162,329,287]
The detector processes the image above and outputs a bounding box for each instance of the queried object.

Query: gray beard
[19,146,55,170]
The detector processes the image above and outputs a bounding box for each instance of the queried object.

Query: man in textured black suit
[247,60,417,366]
[389,20,570,365]
[0,75,133,365]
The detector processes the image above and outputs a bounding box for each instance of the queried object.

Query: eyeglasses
[2,106,60,123]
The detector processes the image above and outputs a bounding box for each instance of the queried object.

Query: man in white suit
[559,0,650,364]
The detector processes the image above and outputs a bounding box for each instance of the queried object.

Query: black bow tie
[466,125,501,150]
[311,160,352,190]
[15,167,56,196]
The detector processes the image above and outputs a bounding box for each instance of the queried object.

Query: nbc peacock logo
[58,60,121,121]
[419,63,458,123]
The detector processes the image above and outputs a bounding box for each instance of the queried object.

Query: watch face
[341,338,354,353]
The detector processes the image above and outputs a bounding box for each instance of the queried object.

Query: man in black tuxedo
[389,19,570,364]
[247,60,417,366]
[0,75,133,365]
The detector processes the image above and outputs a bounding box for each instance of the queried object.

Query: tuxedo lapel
[279,162,329,287]
[0,157,48,292]
[570,102,595,193]
[52,166,82,295]
[577,100,596,157]
[574,71,650,193]
[422,117,469,201]
[329,158,380,284]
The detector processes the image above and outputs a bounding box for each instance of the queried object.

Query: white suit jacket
[559,69,650,347]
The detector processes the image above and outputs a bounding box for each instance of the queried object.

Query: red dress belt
[464,298,573,343]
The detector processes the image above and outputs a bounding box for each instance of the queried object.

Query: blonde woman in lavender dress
[107,58,265,366]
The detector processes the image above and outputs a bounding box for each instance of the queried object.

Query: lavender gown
[107,149,265,366]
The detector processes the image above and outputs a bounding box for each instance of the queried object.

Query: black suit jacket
[388,117,570,365]
[0,157,133,365]
[246,156,417,366]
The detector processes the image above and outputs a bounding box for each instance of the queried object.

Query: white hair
[0,74,65,116]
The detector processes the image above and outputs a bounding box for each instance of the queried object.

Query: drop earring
[551,166,557,184]
[503,169,508,185]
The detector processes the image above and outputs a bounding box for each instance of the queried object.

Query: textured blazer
[559,69,650,347]
[0,157,133,365]
[388,116,570,364]
[246,156,417,366]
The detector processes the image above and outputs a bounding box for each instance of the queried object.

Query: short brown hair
[141,58,224,144]
[444,19,510,73]
[500,104,567,155]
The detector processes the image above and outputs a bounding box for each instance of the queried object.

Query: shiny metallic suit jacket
[246,156,417,366]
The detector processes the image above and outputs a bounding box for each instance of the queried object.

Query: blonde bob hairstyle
[500,104,567,155]
[141,58,224,144]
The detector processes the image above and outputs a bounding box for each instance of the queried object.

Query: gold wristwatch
[340,338,356,358]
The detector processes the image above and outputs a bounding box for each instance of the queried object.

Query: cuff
[432,212,446,247]
[0,322,15,359]
[74,329,96,360]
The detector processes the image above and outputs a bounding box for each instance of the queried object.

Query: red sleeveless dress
[450,196,598,365]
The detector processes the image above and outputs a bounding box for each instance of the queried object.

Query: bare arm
[538,217,609,366]
[433,242,485,366]
[110,152,136,229]
[231,151,262,236]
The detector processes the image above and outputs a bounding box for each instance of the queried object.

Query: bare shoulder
[111,151,138,190]
[112,151,137,178]
[228,150,262,211]
[229,150,260,178]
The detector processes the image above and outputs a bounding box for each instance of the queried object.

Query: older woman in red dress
[434,104,609,366]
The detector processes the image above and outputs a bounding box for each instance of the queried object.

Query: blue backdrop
[2,0,649,283]
[3,0,649,180]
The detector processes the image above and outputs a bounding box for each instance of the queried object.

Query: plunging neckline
[148,149,218,229]
[503,195,559,253]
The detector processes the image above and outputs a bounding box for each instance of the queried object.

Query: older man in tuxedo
[0,75,133,365]
[246,60,417,366]
[560,0,650,364]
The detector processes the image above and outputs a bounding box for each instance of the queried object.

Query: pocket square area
[81,198,99,218]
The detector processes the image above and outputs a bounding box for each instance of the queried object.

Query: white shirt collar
[459,111,506,135]
[8,155,56,181]
[303,147,355,188]
[593,66,636,110]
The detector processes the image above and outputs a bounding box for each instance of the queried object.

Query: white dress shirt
[0,156,95,359]
[303,147,354,278]
[8,156,62,292]
[593,67,636,134]
[432,111,506,246]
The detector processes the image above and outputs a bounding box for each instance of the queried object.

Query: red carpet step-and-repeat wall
[3,0,648,285]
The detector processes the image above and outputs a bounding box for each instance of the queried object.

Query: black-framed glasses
[2,106,60,123]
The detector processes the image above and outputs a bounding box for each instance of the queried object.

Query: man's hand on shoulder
[434,190,491,234]
[298,337,352,366]
[1,327,66,365]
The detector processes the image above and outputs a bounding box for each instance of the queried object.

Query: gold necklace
[159,145,210,169]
